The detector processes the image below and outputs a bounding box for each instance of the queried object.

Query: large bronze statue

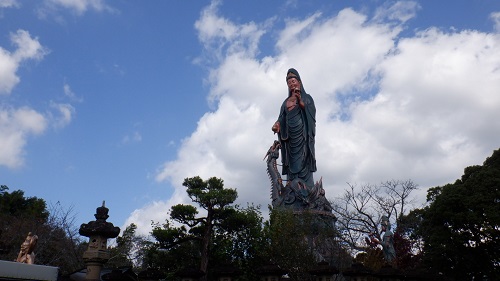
[272,68,316,188]
[15,232,38,264]
[266,68,332,214]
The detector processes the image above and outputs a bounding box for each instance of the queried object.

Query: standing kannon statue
[265,68,332,213]
[272,68,317,187]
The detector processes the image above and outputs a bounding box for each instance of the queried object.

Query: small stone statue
[15,232,38,264]
[368,215,396,264]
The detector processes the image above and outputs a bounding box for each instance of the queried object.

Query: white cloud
[122,196,183,236]
[491,12,500,33]
[63,83,83,102]
[121,131,142,145]
[46,0,110,13]
[38,0,116,19]
[373,1,420,24]
[0,30,51,168]
[50,102,75,129]
[0,107,47,168]
[127,3,500,235]
[0,0,19,8]
[0,49,19,94]
[0,30,76,168]
[0,30,48,95]
[11,30,48,61]
[194,0,266,63]
[276,12,322,52]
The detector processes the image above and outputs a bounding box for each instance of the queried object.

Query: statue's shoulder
[305,93,315,102]
[279,99,288,111]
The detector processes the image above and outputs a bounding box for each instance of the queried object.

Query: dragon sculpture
[265,140,333,214]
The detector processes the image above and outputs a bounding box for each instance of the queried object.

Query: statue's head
[286,68,301,82]
[381,215,391,230]
[286,68,303,96]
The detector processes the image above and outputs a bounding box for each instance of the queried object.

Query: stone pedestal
[84,261,105,281]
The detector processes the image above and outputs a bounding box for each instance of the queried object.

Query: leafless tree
[331,179,418,252]
[35,202,85,274]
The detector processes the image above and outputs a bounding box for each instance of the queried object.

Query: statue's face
[287,77,301,92]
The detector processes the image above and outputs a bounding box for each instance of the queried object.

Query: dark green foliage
[392,229,421,270]
[107,223,147,269]
[262,208,346,281]
[416,149,500,280]
[143,230,201,281]
[354,248,384,271]
[394,211,423,270]
[0,185,49,222]
[146,176,265,281]
[263,208,317,281]
[0,186,50,258]
[210,204,266,281]
[0,186,84,275]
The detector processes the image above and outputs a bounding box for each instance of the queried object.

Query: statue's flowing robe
[382,229,396,263]
[277,90,316,188]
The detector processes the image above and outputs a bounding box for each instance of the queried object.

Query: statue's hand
[272,122,280,134]
[299,99,305,109]
[292,88,305,109]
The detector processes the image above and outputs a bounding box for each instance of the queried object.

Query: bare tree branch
[331,180,418,255]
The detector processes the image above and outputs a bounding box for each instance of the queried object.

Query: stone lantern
[79,201,120,281]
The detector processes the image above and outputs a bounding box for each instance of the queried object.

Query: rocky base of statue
[265,140,335,215]
[265,140,338,264]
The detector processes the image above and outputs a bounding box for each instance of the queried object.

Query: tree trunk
[199,211,213,281]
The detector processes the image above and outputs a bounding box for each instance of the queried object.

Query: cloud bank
[125,2,500,235]
[38,0,115,17]
[0,29,76,168]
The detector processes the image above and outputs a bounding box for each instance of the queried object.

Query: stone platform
[0,260,58,281]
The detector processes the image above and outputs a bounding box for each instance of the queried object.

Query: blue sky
[1,0,500,236]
